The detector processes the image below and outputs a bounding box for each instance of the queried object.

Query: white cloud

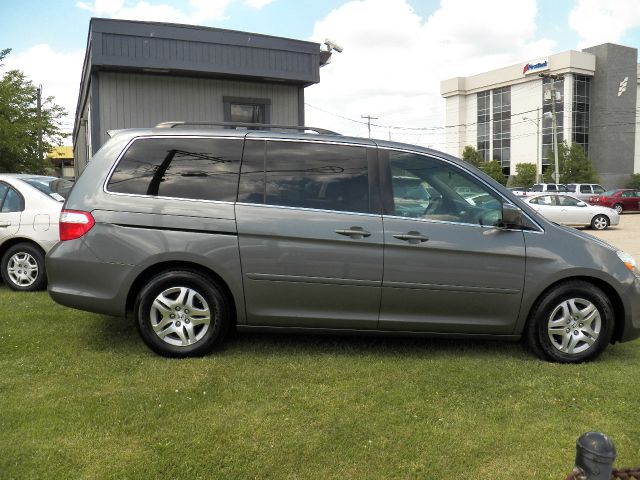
[244,0,275,9]
[306,0,555,149]
[1,45,85,140]
[568,0,640,48]
[76,0,233,24]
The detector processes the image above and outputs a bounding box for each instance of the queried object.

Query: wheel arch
[525,276,625,343]
[0,237,47,259]
[125,261,238,326]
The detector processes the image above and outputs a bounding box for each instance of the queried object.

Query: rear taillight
[59,210,95,241]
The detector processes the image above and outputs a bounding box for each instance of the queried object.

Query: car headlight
[617,251,640,279]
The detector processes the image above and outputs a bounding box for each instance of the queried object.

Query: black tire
[526,281,614,363]
[1,243,47,291]
[590,214,609,230]
[135,270,231,358]
[614,203,623,214]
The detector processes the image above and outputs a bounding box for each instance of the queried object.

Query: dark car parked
[589,189,640,214]
[46,122,640,363]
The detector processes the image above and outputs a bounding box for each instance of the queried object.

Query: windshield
[22,177,74,201]
[601,190,617,197]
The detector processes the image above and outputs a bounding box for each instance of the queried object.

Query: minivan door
[235,138,383,329]
[378,149,526,334]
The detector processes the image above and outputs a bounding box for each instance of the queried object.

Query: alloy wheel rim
[547,298,601,355]
[615,205,623,214]
[149,286,211,347]
[7,252,39,287]
[593,216,607,230]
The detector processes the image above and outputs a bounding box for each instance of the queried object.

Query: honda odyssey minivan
[46,123,640,363]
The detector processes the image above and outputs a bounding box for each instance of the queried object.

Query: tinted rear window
[238,140,370,214]
[107,138,242,201]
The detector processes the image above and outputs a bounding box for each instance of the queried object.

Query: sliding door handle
[393,231,429,244]
[335,227,371,239]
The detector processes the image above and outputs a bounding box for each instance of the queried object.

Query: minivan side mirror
[501,203,524,229]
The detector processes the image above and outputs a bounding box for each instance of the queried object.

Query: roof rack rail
[154,121,340,135]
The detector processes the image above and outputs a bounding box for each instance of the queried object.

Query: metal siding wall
[98,72,300,146]
[98,32,318,83]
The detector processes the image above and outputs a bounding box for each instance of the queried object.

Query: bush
[626,173,640,189]
[512,163,537,188]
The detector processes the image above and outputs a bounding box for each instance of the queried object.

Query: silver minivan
[46,124,640,363]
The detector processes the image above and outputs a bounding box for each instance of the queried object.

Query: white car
[0,174,73,291]
[525,193,619,230]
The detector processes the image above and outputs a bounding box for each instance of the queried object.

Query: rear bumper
[46,239,136,317]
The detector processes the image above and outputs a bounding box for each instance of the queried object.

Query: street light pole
[539,73,563,184]
[550,77,560,183]
[523,106,542,182]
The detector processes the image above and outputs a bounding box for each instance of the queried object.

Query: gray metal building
[73,18,327,176]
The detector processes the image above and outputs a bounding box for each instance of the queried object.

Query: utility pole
[361,114,378,138]
[37,84,43,164]
[539,73,563,183]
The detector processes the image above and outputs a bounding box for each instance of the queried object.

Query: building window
[572,75,590,155]
[492,86,511,175]
[476,91,490,161]
[541,77,564,165]
[223,97,271,125]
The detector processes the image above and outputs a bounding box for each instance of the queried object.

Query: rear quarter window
[107,137,243,202]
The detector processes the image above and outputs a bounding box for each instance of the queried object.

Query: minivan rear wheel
[135,270,230,357]
[1,243,47,291]
[526,281,614,363]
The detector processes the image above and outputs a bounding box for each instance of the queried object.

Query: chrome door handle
[393,231,429,244]
[335,227,371,239]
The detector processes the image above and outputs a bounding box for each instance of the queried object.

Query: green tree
[482,159,506,185]
[0,48,67,173]
[625,173,640,189]
[512,162,537,188]
[461,145,483,167]
[543,142,599,184]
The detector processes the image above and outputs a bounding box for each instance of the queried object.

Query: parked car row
[511,183,607,200]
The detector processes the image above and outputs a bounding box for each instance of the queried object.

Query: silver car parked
[46,123,640,363]
[525,193,619,230]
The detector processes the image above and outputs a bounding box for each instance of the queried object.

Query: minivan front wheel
[1,243,47,291]
[526,281,614,363]
[135,270,230,357]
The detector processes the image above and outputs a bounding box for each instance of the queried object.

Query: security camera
[324,38,344,53]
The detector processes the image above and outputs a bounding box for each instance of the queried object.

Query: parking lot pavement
[585,212,640,260]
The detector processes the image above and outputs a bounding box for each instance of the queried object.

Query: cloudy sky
[2,0,640,148]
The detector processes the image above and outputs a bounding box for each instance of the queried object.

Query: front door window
[387,150,503,227]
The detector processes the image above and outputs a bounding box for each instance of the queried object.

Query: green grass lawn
[1,288,639,479]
